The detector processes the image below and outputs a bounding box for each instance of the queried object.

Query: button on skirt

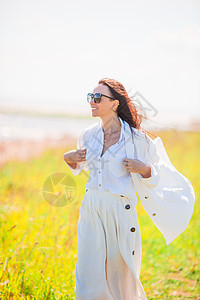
[74,188,147,300]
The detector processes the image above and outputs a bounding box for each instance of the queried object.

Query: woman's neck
[101,115,121,134]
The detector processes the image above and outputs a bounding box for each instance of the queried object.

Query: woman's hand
[123,158,151,178]
[63,148,87,168]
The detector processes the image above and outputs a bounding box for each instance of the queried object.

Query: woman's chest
[101,134,121,157]
[85,134,129,177]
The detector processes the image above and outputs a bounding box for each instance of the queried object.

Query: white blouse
[66,116,141,201]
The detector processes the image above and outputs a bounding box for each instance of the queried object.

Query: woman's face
[90,84,118,118]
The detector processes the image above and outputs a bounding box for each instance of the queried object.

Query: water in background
[0,111,199,142]
[0,113,96,142]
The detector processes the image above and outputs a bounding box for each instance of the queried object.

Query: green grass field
[0,130,199,299]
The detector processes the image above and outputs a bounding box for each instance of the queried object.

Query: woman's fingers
[123,158,147,175]
[64,149,87,164]
[77,149,87,162]
[123,158,142,173]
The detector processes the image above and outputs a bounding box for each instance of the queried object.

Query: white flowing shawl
[123,120,195,246]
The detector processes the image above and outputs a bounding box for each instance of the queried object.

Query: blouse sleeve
[136,133,161,188]
[65,128,89,176]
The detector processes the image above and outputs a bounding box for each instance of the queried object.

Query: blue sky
[0,0,199,117]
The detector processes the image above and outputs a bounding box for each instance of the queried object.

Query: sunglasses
[87,93,115,104]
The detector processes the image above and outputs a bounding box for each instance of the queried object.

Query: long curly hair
[98,77,155,138]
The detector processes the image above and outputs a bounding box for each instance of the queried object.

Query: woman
[63,78,195,300]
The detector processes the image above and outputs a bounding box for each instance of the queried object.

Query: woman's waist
[84,187,138,211]
[85,185,137,202]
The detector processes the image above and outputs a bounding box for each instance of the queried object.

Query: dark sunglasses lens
[94,93,101,103]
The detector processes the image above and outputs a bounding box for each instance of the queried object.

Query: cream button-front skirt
[74,188,147,300]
